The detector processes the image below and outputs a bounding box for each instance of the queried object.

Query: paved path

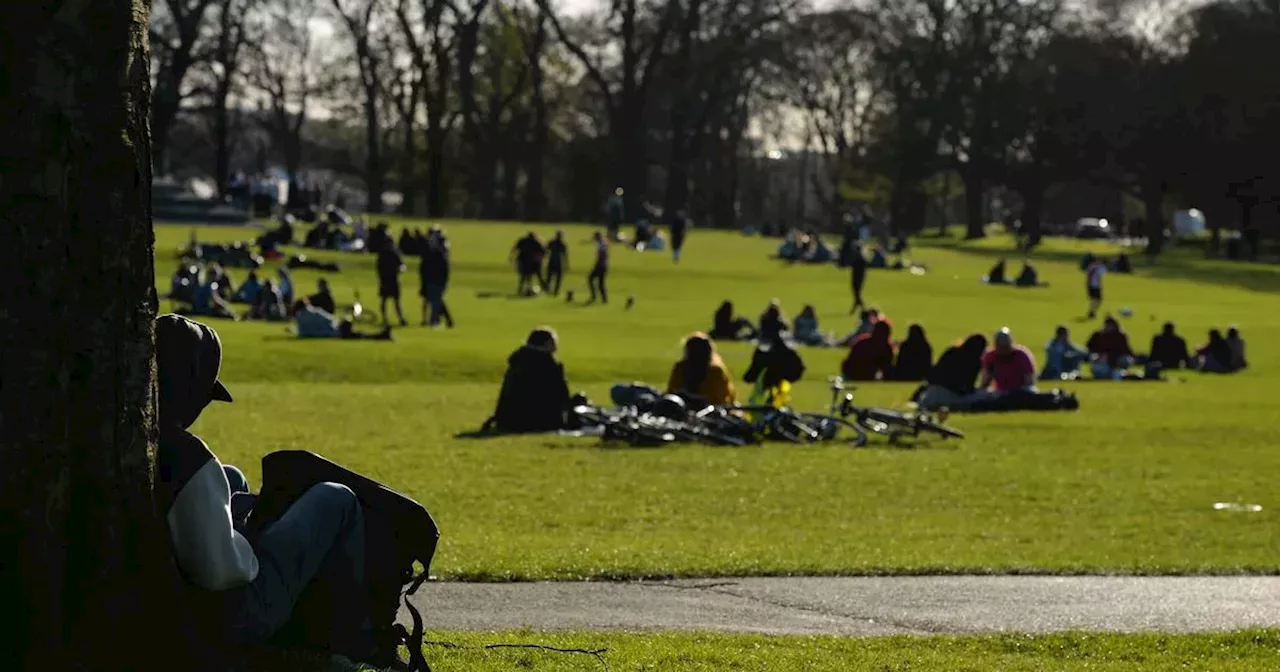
[410,576,1280,636]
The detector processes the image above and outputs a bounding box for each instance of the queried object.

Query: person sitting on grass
[836,308,892,347]
[893,324,933,381]
[743,331,806,408]
[292,299,392,340]
[1112,252,1132,273]
[1040,325,1089,380]
[248,279,287,321]
[1086,316,1135,379]
[842,320,895,381]
[1196,328,1237,373]
[868,246,888,268]
[709,301,757,341]
[483,327,572,433]
[1014,261,1040,287]
[984,258,1008,284]
[758,300,790,344]
[793,305,829,346]
[231,270,263,305]
[666,332,737,407]
[1149,322,1192,371]
[1226,326,1247,371]
[190,272,238,320]
[912,334,988,410]
[155,314,387,668]
[977,328,1037,397]
[309,277,336,314]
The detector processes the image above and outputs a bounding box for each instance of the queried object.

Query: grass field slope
[159,220,1280,581]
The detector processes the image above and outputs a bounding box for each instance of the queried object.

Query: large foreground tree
[0,1,164,669]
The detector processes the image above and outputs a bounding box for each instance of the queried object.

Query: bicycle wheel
[767,412,823,443]
[796,413,868,448]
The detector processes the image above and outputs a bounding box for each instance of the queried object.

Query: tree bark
[963,168,985,239]
[0,1,164,669]
[521,15,549,222]
[1142,178,1165,256]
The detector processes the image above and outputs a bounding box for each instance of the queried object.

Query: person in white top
[1086,258,1106,319]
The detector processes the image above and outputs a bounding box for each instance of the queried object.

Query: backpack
[251,450,440,671]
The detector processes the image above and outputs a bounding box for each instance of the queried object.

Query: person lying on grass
[155,314,387,667]
[483,327,572,433]
[292,299,392,340]
[667,332,738,407]
[1040,325,1089,380]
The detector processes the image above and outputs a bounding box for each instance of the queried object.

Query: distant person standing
[1085,256,1106,319]
[377,234,408,327]
[420,227,454,328]
[606,188,625,241]
[545,230,569,296]
[588,231,609,304]
[510,231,546,296]
[669,209,689,263]
[846,240,868,314]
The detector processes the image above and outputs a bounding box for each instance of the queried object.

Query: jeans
[425,284,452,326]
[220,467,373,660]
[588,266,608,303]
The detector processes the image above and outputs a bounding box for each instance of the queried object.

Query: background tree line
[152,0,1280,252]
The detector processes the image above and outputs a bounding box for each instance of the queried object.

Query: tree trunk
[213,91,232,197]
[963,168,985,239]
[0,1,166,669]
[399,119,419,216]
[364,95,385,214]
[1142,179,1165,257]
[1022,179,1044,247]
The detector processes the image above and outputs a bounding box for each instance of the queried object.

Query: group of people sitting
[983,258,1042,287]
[169,260,392,340]
[838,312,934,381]
[910,328,1080,413]
[1041,318,1247,379]
[170,261,296,322]
[481,325,810,434]
[777,229,839,263]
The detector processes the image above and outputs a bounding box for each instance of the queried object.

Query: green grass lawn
[160,219,1280,580]
[419,630,1280,670]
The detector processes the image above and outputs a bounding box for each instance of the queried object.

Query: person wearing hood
[842,320,895,381]
[155,315,380,664]
[742,331,806,407]
[485,327,572,432]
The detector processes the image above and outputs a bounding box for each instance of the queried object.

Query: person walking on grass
[545,230,568,295]
[419,227,455,328]
[588,231,609,304]
[1085,255,1106,319]
[376,233,408,327]
[669,209,689,263]
[511,231,546,296]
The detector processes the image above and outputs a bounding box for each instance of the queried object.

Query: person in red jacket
[842,320,895,381]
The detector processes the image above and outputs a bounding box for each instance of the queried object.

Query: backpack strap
[396,569,432,671]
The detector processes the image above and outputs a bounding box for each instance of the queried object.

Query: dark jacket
[420,239,450,286]
[894,337,933,381]
[926,344,983,396]
[1149,333,1190,370]
[743,341,806,390]
[491,346,571,432]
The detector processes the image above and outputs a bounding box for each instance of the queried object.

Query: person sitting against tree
[1148,322,1192,371]
[666,332,737,407]
[892,324,934,381]
[155,314,387,667]
[1040,325,1089,380]
[483,327,573,433]
[709,300,757,341]
[984,258,1008,284]
[841,320,896,381]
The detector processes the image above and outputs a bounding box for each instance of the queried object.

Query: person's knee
[224,465,250,494]
[306,482,361,519]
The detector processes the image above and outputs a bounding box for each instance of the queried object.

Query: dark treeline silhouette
[153,0,1280,252]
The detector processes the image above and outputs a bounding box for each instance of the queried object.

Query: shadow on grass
[925,237,1280,294]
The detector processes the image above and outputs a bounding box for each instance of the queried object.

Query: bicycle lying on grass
[568,377,963,448]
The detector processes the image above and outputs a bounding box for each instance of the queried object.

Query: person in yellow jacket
[666,332,737,406]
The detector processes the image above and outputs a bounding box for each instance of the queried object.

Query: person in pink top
[978,327,1036,393]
